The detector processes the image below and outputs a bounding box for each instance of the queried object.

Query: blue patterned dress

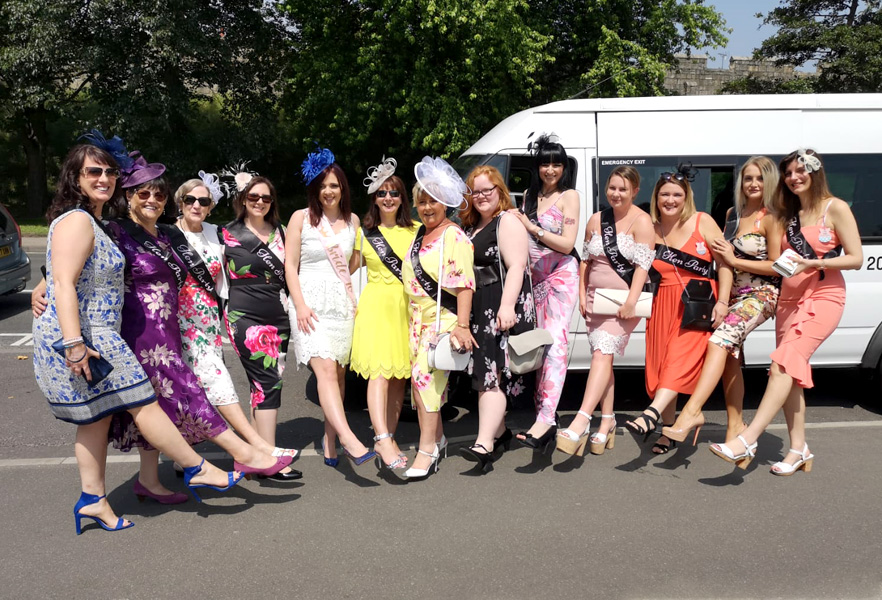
[33,210,156,424]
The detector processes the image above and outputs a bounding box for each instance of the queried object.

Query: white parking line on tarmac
[1,423,881,468]
[0,333,33,346]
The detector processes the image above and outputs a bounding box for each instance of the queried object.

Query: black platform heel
[625,407,661,443]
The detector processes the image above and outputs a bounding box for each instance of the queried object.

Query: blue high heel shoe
[342,445,377,466]
[322,440,339,468]
[182,459,244,502]
[74,492,134,535]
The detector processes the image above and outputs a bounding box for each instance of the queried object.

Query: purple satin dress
[108,220,228,451]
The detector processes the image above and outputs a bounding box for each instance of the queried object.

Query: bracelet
[68,350,87,364]
[63,336,84,348]
[818,260,827,271]
[456,322,469,329]
[716,300,728,306]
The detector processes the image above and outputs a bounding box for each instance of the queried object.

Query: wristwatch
[534,227,545,239]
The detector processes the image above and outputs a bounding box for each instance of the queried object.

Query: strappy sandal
[625,407,661,443]
[373,432,407,473]
[770,443,814,476]
[556,410,592,456]
[651,425,677,455]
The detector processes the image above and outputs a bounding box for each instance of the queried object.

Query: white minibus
[453,93,882,380]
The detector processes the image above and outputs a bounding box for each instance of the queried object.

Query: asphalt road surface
[1,238,881,599]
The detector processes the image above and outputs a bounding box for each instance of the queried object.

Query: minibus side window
[822,154,882,240]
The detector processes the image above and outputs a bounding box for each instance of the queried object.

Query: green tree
[731,0,882,93]
[527,0,730,99]
[0,0,290,217]
[281,0,552,176]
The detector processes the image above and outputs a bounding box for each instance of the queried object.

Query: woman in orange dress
[710,149,862,475]
[625,167,732,453]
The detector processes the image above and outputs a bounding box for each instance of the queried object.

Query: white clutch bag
[592,288,653,318]
[428,333,471,371]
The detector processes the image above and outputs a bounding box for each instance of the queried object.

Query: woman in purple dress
[108,154,291,501]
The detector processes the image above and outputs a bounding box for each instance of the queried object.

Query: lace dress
[583,228,655,355]
[33,210,155,424]
[291,220,356,366]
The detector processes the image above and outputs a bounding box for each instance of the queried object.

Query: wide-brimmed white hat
[413,156,468,208]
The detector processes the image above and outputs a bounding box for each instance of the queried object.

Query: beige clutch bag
[592,288,653,318]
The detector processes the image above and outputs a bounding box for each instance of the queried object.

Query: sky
[703,0,783,66]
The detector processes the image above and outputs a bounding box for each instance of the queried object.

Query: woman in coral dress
[710,149,862,475]
[625,168,733,454]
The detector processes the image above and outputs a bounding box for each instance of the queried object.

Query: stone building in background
[664,53,806,95]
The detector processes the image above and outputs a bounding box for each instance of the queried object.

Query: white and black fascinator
[414,156,469,208]
[220,161,258,199]
[797,149,822,174]
[197,170,223,205]
[364,156,397,194]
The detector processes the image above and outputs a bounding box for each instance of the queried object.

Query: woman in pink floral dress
[508,135,580,448]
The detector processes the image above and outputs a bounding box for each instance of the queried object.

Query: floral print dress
[107,220,228,451]
[402,225,475,412]
[222,222,290,410]
[466,215,534,398]
[177,224,239,406]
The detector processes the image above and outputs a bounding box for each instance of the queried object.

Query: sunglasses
[133,189,167,202]
[376,190,401,198]
[81,167,121,179]
[245,193,273,204]
[659,172,686,183]
[183,195,212,207]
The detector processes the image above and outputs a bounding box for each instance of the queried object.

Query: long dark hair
[362,175,412,230]
[46,145,125,223]
[233,176,281,228]
[306,163,352,227]
[775,149,833,222]
[523,135,572,218]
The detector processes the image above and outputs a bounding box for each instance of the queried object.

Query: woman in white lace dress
[556,166,656,456]
[286,150,376,467]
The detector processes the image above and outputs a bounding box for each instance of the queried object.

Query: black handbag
[680,279,716,331]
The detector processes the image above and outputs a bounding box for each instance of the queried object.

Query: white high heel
[709,434,757,469]
[556,410,592,456]
[589,414,616,455]
[770,443,814,476]
[437,435,448,459]
[404,445,440,480]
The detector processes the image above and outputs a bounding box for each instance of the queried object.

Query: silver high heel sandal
[403,445,440,480]
[373,432,407,472]
[770,443,814,476]
[589,414,616,455]
[709,434,757,469]
[556,410,592,456]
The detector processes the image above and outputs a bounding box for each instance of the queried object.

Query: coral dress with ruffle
[770,226,845,388]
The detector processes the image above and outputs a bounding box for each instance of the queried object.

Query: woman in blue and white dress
[33,137,241,534]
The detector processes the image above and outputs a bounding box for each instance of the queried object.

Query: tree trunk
[21,108,49,219]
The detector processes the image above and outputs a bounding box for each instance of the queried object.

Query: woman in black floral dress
[459,166,534,472]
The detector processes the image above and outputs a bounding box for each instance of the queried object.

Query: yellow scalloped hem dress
[349,224,419,379]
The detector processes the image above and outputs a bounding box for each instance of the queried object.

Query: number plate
[0,246,11,258]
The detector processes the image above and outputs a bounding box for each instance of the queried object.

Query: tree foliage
[742,0,882,93]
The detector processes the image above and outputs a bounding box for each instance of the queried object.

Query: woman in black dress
[459,166,534,472]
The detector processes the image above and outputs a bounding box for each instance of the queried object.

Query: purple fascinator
[121,151,166,189]
[78,129,135,171]
[301,145,335,185]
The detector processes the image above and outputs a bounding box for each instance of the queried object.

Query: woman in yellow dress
[350,157,418,475]
[401,157,476,480]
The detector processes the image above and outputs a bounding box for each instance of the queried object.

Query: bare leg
[670,342,728,424]
[252,407,279,448]
[721,355,747,441]
[773,383,809,469]
[136,448,176,496]
[564,351,613,436]
[410,387,441,471]
[719,362,794,455]
[388,378,406,455]
[595,370,617,438]
[311,357,369,456]
[475,388,507,452]
[627,388,678,432]
[128,403,234,488]
[209,428,277,469]
[219,403,274,454]
[368,375,405,465]
[74,417,130,528]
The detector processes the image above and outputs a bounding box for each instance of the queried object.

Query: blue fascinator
[301,145,335,185]
[79,129,135,171]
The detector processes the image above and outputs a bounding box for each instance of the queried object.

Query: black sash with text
[600,208,660,292]
[225,221,286,288]
[655,245,715,280]
[785,216,841,281]
[365,228,404,282]
[117,218,187,289]
[410,225,459,314]
[161,224,219,299]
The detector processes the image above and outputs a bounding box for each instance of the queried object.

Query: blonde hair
[606,165,641,194]
[735,156,778,217]
[460,165,512,229]
[650,176,695,224]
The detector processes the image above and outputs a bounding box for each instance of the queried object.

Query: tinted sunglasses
[183,195,212,207]
[376,190,401,198]
[245,193,273,204]
[81,167,120,179]
[659,172,686,183]
[133,189,167,202]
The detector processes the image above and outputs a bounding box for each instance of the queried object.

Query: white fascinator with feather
[413,156,469,208]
